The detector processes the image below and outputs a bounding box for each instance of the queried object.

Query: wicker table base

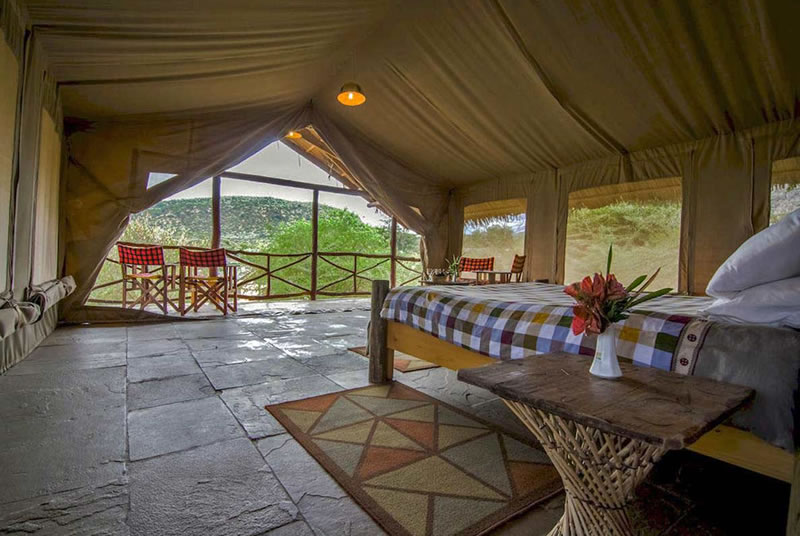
[505,400,667,535]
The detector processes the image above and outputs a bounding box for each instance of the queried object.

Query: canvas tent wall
[0,0,65,371]
[3,0,800,322]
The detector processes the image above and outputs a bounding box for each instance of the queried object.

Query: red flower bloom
[571,305,587,335]
[605,273,627,301]
[563,244,671,335]
[565,271,629,335]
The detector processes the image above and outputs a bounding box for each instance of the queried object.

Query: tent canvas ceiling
[24,0,800,187]
[5,0,800,318]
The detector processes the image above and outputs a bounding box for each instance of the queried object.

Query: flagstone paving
[0,300,791,535]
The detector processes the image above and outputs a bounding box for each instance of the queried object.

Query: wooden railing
[87,242,422,305]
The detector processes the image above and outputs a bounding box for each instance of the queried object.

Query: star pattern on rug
[267,382,562,536]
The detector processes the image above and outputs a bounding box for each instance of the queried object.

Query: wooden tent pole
[210,176,222,279]
[211,176,221,249]
[390,217,397,288]
[310,189,319,300]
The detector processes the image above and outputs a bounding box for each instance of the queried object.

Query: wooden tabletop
[457,353,754,450]
[474,270,512,274]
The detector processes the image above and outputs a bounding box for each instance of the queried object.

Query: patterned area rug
[349,346,439,372]
[266,383,562,536]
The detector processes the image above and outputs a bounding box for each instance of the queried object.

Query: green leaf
[632,267,661,297]
[628,287,672,308]
[606,243,613,277]
[625,275,647,292]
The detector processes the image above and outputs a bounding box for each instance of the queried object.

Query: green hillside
[132,196,344,245]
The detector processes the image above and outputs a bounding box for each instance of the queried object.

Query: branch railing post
[353,255,358,293]
[311,189,319,300]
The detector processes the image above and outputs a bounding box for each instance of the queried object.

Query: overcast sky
[157,141,387,226]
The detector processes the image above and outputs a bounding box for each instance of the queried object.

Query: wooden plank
[688,424,794,482]
[789,450,800,536]
[368,281,393,383]
[387,321,495,370]
[310,189,319,301]
[457,353,754,449]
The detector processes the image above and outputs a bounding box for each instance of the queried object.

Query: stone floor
[0,301,791,535]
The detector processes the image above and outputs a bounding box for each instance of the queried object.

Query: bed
[368,281,800,532]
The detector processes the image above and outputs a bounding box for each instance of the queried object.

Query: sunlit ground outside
[770,183,800,225]
[564,201,680,291]
[462,214,525,272]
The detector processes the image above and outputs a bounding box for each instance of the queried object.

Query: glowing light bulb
[337,82,366,106]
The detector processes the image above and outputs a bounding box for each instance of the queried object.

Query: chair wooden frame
[180,265,239,315]
[178,250,238,316]
[367,281,800,536]
[118,245,177,314]
[510,254,525,282]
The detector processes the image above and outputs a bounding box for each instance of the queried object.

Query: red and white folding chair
[178,248,238,315]
[117,244,176,314]
[457,256,494,283]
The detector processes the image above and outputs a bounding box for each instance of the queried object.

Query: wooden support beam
[210,176,222,278]
[221,171,367,197]
[310,189,319,300]
[390,217,397,288]
[368,280,393,383]
[211,176,221,249]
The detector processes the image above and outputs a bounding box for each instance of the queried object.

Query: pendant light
[337,52,366,106]
[337,82,366,106]
[285,130,302,139]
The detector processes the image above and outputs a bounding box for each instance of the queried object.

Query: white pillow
[701,276,800,328]
[706,207,800,298]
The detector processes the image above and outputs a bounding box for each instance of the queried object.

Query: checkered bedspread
[381,282,714,371]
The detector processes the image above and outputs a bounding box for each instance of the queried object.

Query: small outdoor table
[457,353,754,536]
[421,279,472,286]
[474,269,513,284]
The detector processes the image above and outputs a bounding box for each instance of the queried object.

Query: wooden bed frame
[367,281,800,535]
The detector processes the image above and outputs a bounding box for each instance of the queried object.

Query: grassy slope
[564,201,681,290]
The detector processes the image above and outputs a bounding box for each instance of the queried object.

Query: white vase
[589,327,622,379]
